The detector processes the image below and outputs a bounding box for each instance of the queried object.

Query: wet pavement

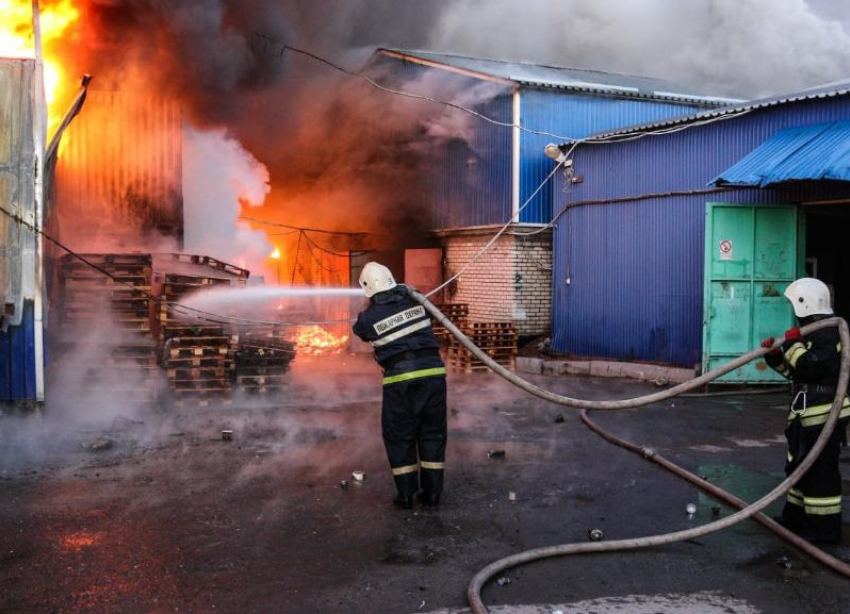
[2,355,850,614]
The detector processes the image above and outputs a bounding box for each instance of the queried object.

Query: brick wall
[439,226,552,336]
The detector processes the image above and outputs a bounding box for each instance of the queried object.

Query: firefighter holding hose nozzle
[353,262,447,510]
[762,278,850,544]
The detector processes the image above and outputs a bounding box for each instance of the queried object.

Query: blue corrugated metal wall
[370,56,513,229]
[519,90,700,224]
[551,96,850,366]
[0,300,36,401]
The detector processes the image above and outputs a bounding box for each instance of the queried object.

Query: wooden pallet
[235,374,288,386]
[446,354,516,374]
[156,253,250,279]
[237,385,286,394]
[167,366,227,379]
[63,253,152,266]
[165,355,228,368]
[432,303,469,318]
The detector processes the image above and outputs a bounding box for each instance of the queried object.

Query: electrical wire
[300,230,367,258]
[248,38,757,293]
[0,204,356,329]
[253,34,579,142]
[426,161,565,298]
[239,214,373,237]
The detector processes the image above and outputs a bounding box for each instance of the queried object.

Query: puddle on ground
[696,464,784,507]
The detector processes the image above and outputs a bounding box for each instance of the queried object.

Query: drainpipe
[511,88,521,223]
[31,0,47,403]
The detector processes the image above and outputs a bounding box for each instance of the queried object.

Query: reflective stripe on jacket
[352,285,445,380]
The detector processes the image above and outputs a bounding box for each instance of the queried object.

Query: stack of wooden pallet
[430,303,469,346]
[57,253,161,409]
[445,321,519,373]
[154,268,244,405]
[155,272,234,344]
[61,253,153,335]
[231,330,296,395]
[163,332,233,406]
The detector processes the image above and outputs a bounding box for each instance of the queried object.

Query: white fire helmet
[359,262,397,298]
[784,277,833,318]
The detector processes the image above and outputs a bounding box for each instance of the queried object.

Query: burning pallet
[444,321,518,373]
[430,303,469,346]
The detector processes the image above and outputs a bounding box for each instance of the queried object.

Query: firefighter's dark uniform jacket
[766,315,850,542]
[352,285,447,500]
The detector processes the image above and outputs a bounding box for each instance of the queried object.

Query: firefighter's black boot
[393,494,414,510]
[392,471,418,510]
[418,465,443,507]
[417,491,440,507]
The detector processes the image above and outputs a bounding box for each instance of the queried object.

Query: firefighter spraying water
[352,262,447,510]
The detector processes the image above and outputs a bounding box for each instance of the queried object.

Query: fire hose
[407,288,850,614]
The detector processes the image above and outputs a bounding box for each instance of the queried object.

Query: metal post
[31,0,47,403]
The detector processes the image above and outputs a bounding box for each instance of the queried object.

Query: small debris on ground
[488,449,506,459]
[352,470,365,481]
[776,555,792,569]
[496,576,511,587]
[83,437,114,452]
[588,528,604,541]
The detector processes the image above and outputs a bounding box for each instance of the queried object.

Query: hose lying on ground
[579,408,850,578]
[407,288,850,614]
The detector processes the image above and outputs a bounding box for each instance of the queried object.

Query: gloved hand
[760,337,775,349]
[780,326,803,353]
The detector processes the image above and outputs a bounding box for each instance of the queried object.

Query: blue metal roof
[572,79,850,143]
[712,121,850,187]
[377,49,737,106]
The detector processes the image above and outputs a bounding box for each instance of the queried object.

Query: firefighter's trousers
[783,411,850,543]
[381,376,447,499]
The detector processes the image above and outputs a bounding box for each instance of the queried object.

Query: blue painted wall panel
[370,56,513,229]
[519,90,700,224]
[551,96,850,366]
[0,300,36,401]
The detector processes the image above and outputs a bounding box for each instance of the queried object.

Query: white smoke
[428,0,850,98]
[182,126,273,275]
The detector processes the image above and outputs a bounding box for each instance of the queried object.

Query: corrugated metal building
[372,49,732,228]
[549,81,850,380]
[54,90,184,250]
[369,49,733,335]
[0,58,39,402]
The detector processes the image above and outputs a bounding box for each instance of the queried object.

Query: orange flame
[295,325,349,356]
[0,0,81,134]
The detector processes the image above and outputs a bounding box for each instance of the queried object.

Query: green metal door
[703,202,803,383]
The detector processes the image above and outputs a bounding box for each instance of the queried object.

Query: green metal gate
[703,202,804,383]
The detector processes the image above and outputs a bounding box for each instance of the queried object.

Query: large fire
[295,325,349,356]
[0,0,80,134]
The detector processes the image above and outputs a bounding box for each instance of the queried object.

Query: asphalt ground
[2,355,850,614]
